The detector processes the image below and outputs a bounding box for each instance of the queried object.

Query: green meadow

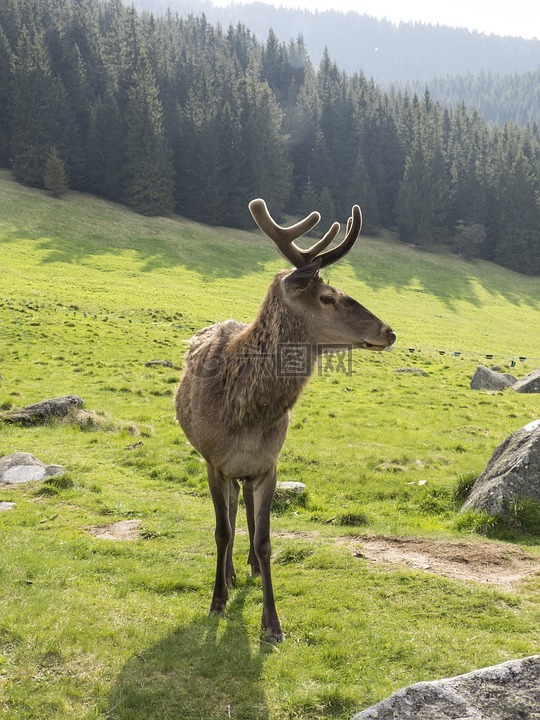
[0,169,539,719]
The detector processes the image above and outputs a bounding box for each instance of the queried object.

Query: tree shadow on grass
[345,237,540,311]
[108,587,270,720]
[0,217,274,280]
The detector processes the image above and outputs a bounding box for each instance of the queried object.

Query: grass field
[1,170,539,719]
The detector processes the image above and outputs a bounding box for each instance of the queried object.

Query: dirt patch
[84,519,141,541]
[348,535,540,589]
[241,529,539,588]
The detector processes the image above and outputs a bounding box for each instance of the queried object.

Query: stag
[176,199,395,642]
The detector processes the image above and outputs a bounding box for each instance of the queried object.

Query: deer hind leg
[252,468,284,643]
[226,478,240,588]
[243,480,260,577]
[207,463,232,615]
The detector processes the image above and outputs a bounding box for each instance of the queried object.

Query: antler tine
[317,205,362,269]
[302,222,340,264]
[249,198,338,268]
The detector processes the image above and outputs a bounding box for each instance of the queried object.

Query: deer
[175,199,395,642]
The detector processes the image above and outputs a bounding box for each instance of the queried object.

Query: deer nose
[387,329,396,345]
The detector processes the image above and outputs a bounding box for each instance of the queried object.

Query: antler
[248,198,362,269]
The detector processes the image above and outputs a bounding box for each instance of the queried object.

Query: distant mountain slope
[130,0,540,81]
[400,68,540,127]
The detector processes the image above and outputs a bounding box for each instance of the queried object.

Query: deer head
[249,199,396,351]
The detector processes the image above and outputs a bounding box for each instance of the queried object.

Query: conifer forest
[1,0,539,274]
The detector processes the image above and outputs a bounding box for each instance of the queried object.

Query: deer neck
[224,290,316,428]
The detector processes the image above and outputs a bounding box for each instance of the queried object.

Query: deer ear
[284,259,322,293]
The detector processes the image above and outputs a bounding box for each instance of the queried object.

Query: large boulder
[470,365,516,391]
[353,655,540,720]
[0,452,66,485]
[461,420,540,516]
[512,368,540,394]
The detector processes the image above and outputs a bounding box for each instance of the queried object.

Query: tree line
[401,68,540,128]
[1,0,539,274]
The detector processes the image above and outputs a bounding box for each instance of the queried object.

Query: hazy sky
[214,1,539,39]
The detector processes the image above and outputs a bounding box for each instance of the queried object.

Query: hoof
[261,619,284,643]
[262,630,284,644]
[209,600,227,616]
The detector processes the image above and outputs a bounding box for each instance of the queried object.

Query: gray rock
[272,481,307,511]
[0,502,16,511]
[1,395,84,425]
[276,481,306,494]
[353,655,540,720]
[512,368,540,394]
[461,420,540,516]
[0,452,66,485]
[470,365,516,391]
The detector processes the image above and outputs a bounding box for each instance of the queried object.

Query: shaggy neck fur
[221,274,316,429]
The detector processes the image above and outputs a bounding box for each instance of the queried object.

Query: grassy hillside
[0,171,539,719]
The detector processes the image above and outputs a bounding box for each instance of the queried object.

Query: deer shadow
[108,586,270,720]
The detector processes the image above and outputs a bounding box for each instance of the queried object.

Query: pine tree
[317,187,337,234]
[123,48,174,215]
[396,94,449,245]
[300,179,319,218]
[347,149,379,234]
[44,146,69,198]
[87,92,126,200]
[0,26,11,166]
[239,59,291,217]
[9,27,76,187]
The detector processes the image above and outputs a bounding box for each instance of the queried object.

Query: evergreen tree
[9,26,77,187]
[362,98,404,228]
[300,179,319,218]
[239,59,291,218]
[123,48,174,215]
[347,148,379,234]
[87,91,126,200]
[44,146,69,198]
[317,186,337,234]
[452,220,485,259]
[493,145,540,273]
[0,26,12,166]
[286,69,318,207]
[396,93,449,245]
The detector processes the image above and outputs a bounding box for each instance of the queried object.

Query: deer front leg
[207,463,231,615]
[252,468,284,643]
[243,480,260,577]
[226,478,240,588]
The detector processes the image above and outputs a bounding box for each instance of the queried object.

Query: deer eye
[320,295,336,305]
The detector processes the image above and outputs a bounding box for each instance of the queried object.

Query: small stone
[276,481,306,494]
[0,502,16,511]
